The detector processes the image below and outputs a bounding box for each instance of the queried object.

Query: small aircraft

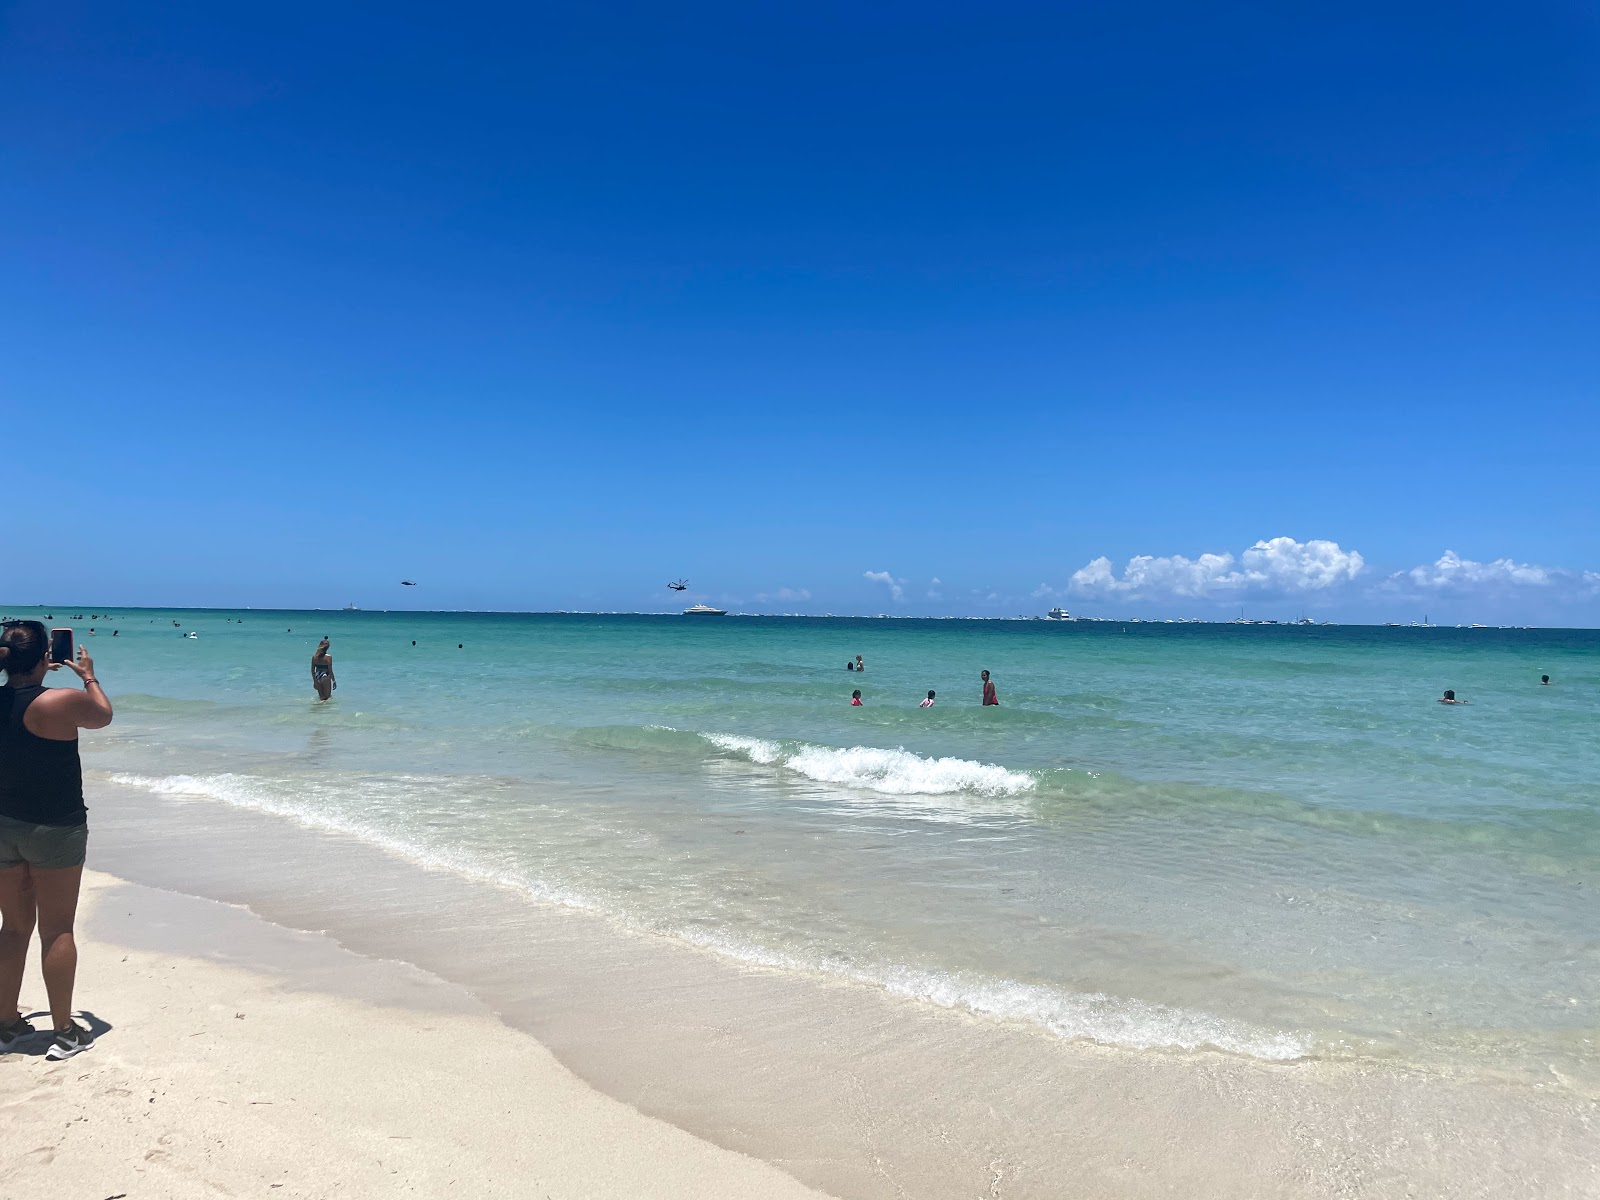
[668,579,689,591]
[401,580,417,586]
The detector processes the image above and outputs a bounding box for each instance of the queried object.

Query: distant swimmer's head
[928,690,936,699]
[0,620,48,681]
[1442,689,1456,702]
[846,661,854,670]
[851,689,862,704]
[1541,675,1550,684]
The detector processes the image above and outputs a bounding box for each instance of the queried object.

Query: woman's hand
[55,645,96,683]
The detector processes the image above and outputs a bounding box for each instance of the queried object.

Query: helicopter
[401,580,417,586]
[668,579,689,591]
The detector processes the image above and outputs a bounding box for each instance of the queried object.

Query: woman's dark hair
[927,690,936,698]
[851,689,861,699]
[1443,689,1456,700]
[0,620,48,675]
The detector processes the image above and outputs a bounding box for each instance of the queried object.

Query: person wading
[0,621,113,1060]
[311,637,336,701]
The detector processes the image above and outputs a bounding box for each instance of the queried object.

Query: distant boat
[682,604,727,616]
[1470,623,1490,629]
[1046,607,1070,620]
[343,603,361,611]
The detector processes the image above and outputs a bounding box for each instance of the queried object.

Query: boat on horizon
[1046,607,1070,620]
[682,604,728,616]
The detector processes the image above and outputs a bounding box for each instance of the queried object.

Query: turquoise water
[20,607,1600,1078]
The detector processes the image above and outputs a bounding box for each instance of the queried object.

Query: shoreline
[54,778,1600,1199]
[0,869,829,1200]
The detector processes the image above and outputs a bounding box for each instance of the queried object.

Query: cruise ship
[682,604,728,616]
[1046,607,1070,620]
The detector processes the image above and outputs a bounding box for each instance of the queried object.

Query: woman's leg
[0,864,36,1022]
[31,865,83,1030]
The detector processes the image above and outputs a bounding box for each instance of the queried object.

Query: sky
[3,1,1597,622]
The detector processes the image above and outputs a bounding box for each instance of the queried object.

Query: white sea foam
[106,772,599,913]
[701,734,1036,797]
[671,926,1307,1061]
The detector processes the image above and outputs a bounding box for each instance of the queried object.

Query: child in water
[1439,689,1466,705]
[920,690,935,708]
[851,689,863,706]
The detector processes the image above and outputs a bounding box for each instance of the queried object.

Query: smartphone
[49,628,74,664]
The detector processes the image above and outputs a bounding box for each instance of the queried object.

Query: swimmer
[1541,675,1550,685]
[1439,689,1466,705]
[920,690,935,708]
[855,655,864,672]
[851,689,863,706]
[981,670,998,706]
[311,638,336,701]
[846,661,854,671]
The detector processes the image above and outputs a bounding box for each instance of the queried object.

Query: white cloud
[864,570,905,603]
[1069,538,1364,599]
[927,576,943,600]
[1399,550,1552,589]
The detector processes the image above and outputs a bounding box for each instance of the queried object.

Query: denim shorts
[0,814,88,870]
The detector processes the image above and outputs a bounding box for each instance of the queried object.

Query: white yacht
[682,604,728,616]
[1046,607,1070,620]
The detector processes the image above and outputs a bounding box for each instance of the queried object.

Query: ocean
[25,607,1600,1086]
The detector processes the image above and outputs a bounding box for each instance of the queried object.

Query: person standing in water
[0,621,114,1060]
[311,638,336,701]
[920,690,936,708]
[981,670,998,706]
[850,689,863,706]
[855,655,864,673]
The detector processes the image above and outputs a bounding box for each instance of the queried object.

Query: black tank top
[0,686,86,826]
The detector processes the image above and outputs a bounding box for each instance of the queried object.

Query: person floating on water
[920,690,935,708]
[851,689,863,706]
[981,670,998,706]
[1439,689,1466,705]
[311,638,336,701]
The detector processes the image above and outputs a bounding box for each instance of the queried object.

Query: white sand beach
[0,871,826,1200]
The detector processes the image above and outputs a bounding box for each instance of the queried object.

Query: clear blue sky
[4,2,1597,622]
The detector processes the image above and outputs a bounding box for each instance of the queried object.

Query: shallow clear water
[24,607,1599,1077]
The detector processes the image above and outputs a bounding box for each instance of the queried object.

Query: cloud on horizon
[1069,537,1365,599]
[864,570,906,603]
[1386,550,1600,595]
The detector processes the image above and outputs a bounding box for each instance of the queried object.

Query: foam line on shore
[107,770,1307,1062]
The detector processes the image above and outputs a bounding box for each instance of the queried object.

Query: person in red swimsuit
[850,689,863,706]
[980,670,998,706]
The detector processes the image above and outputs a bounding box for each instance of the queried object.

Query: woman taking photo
[0,621,113,1060]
